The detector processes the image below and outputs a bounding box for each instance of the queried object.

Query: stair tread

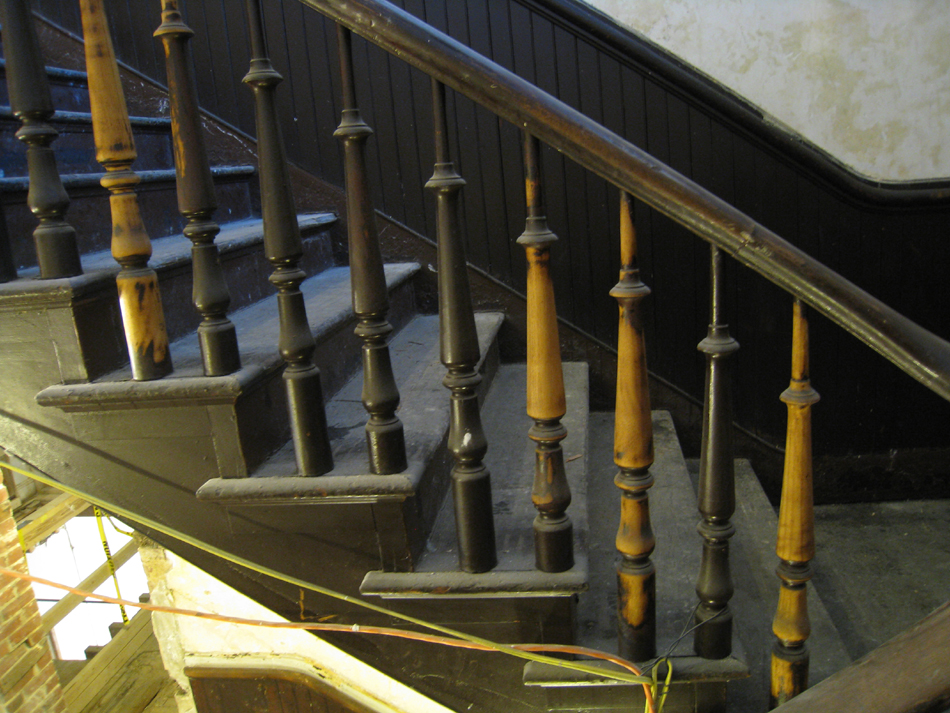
[0,105,169,127]
[1,212,334,302]
[0,164,253,193]
[36,261,419,405]
[197,311,505,495]
[360,362,590,596]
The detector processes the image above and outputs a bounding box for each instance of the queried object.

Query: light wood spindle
[771,298,819,708]
[80,0,172,380]
[612,190,655,660]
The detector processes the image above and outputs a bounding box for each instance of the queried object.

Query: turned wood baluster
[426,79,496,573]
[1,0,82,278]
[770,298,819,708]
[0,203,16,283]
[694,245,739,659]
[244,0,332,476]
[612,191,655,661]
[155,0,240,377]
[80,0,172,380]
[520,133,573,574]
[334,26,406,475]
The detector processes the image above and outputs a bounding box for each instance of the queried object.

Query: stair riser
[0,117,173,176]
[2,173,259,272]
[0,69,91,113]
[158,224,336,343]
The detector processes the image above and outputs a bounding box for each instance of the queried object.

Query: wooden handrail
[295,0,950,404]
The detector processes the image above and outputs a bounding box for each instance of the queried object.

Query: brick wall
[0,482,65,713]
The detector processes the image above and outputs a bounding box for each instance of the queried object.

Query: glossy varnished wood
[771,298,819,708]
[426,79,496,573]
[611,191,655,660]
[79,0,172,380]
[334,25,406,475]
[244,0,332,476]
[694,245,739,659]
[519,132,573,574]
[155,0,240,377]
[0,0,82,279]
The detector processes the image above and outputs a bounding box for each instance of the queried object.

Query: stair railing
[155,0,241,377]
[289,0,950,703]
[242,0,333,476]
[0,0,82,280]
[79,0,172,381]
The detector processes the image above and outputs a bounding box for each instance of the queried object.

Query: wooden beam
[17,493,89,552]
[774,602,950,713]
[41,539,138,635]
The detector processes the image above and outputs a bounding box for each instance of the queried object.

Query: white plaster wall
[582,0,950,182]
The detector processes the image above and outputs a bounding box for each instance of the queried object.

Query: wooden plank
[17,493,89,551]
[63,610,155,713]
[41,539,138,635]
[777,603,950,713]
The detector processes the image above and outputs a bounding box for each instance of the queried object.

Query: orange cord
[1,566,655,712]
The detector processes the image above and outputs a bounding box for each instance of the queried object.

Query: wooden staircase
[1,1,950,712]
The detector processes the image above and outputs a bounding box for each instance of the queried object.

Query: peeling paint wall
[583,0,950,181]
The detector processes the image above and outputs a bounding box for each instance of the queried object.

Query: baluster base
[365,418,407,475]
[198,319,241,377]
[769,642,809,709]
[694,603,734,660]
[452,464,497,573]
[284,363,334,477]
[534,513,573,573]
[116,267,173,381]
[617,557,656,661]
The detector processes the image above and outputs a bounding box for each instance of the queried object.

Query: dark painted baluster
[80,0,172,380]
[771,298,819,708]
[155,0,240,377]
[244,0,332,476]
[0,0,82,278]
[334,25,406,475]
[612,191,655,661]
[426,79,496,573]
[519,133,573,574]
[0,203,16,283]
[694,245,739,659]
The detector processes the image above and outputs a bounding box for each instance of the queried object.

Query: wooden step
[0,60,91,113]
[36,262,421,480]
[359,362,588,643]
[197,311,504,571]
[0,108,173,176]
[0,165,259,272]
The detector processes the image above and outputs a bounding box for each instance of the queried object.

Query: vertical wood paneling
[304,9,344,187]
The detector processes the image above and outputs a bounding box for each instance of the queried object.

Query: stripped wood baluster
[244,0,332,476]
[155,0,240,377]
[0,0,82,279]
[612,190,655,660]
[426,79,496,573]
[771,298,819,707]
[334,25,406,475]
[694,245,739,659]
[79,0,172,380]
[519,133,573,574]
